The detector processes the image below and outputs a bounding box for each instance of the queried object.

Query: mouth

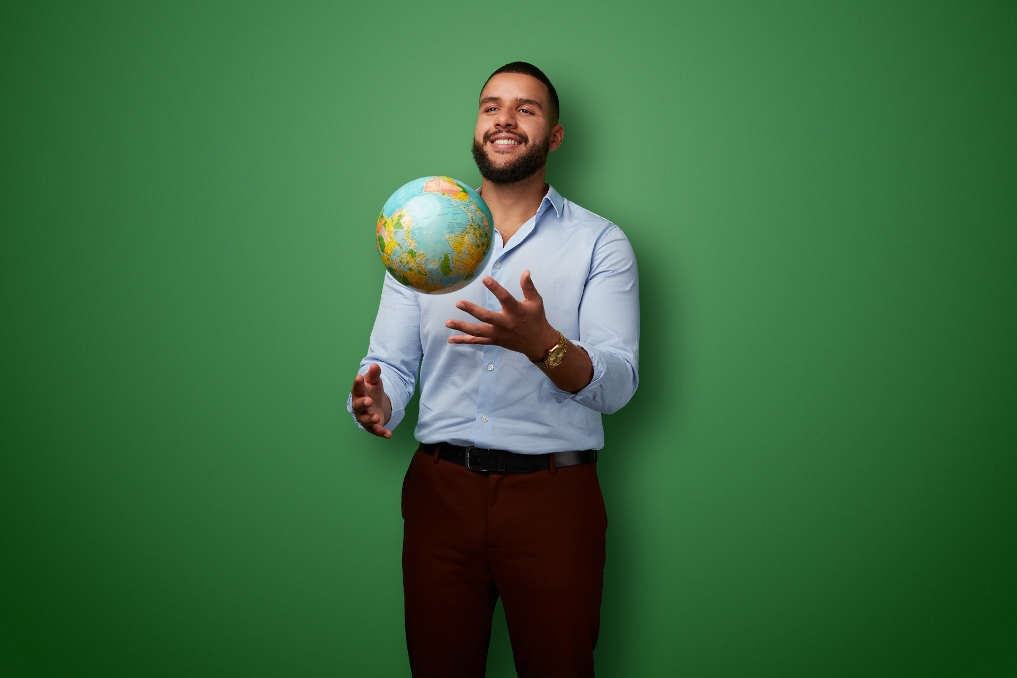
[485,132,527,149]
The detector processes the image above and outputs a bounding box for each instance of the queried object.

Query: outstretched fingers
[446,318,494,338]
[455,300,496,323]
[349,364,391,439]
[483,277,520,311]
[448,334,495,345]
[520,270,541,301]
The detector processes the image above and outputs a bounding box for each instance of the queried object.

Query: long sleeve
[546,226,640,414]
[346,272,423,431]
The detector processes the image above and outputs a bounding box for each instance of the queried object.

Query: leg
[488,463,608,678]
[402,449,497,678]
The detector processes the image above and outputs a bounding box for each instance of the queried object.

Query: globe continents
[376,176,494,294]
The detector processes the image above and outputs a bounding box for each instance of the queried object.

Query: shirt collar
[476,184,565,220]
[542,185,565,218]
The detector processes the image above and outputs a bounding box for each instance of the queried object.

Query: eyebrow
[480,96,544,110]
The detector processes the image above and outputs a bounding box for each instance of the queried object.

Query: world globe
[376,176,494,294]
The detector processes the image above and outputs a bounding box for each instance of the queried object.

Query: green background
[2,1,1014,676]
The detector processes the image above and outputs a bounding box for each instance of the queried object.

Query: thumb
[365,363,383,386]
[520,270,541,302]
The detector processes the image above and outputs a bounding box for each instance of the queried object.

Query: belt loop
[548,453,557,475]
[432,445,440,464]
[497,451,506,473]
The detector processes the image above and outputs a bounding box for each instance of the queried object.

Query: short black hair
[482,61,560,124]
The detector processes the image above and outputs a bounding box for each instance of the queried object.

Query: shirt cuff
[543,340,607,404]
[345,367,406,432]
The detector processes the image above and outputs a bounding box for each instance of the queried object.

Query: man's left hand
[447,271,560,362]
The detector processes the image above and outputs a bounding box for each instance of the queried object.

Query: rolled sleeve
[545,226,640,414]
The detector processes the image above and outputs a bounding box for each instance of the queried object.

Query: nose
[493,106,516,128]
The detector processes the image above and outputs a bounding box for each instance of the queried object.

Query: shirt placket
[470,232,503,448]
[469,203,549,449]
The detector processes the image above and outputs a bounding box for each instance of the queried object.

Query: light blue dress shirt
[349,186,639,454]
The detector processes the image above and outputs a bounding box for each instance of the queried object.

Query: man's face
[472,73,564,184]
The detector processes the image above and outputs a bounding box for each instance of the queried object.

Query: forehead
[479,72,550,108]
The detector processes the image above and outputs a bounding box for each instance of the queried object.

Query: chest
[418,225,593,341]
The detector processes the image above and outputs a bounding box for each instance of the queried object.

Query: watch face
[534,333,567,368]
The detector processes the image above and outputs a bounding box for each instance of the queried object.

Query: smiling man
[349,62,640,677]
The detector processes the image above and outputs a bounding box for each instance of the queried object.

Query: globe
[376,176,494,294]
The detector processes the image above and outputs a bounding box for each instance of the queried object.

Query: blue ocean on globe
[376,176,494,294]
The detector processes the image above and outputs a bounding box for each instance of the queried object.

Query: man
[349,62,639,677]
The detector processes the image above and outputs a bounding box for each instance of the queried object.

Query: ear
[549,124,565,152]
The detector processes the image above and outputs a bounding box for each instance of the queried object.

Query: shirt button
[487,364,494,371]
[494,262,502,269]
[481,415,489,422]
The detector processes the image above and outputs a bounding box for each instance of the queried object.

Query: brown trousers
[401,447,608,678]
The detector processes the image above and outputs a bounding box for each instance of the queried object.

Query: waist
[418,442,597,473]
[413,414,605,454]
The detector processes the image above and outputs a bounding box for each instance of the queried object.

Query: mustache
[483,130,529,144]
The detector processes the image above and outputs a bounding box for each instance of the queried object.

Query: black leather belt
[418,442,597,473]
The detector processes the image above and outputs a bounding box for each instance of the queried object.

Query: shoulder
[557,197,632,254]
[558,198,616,235]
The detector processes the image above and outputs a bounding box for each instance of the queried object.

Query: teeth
[492,139,520,145]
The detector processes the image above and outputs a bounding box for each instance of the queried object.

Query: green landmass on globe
[376,176,494,294]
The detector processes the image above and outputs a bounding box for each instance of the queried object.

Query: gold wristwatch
[532,331,568,369]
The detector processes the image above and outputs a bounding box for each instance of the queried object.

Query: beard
[471,131,551,184]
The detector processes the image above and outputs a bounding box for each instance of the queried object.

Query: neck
[480,167,548,244]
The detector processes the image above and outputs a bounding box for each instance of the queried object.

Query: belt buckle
[465,447,489,472]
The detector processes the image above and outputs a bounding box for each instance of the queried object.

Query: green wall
[2,2,1014,676]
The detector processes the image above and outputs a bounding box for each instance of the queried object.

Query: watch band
[532,331,568,369]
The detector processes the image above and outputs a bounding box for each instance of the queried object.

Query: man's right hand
[351,363,393,439]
